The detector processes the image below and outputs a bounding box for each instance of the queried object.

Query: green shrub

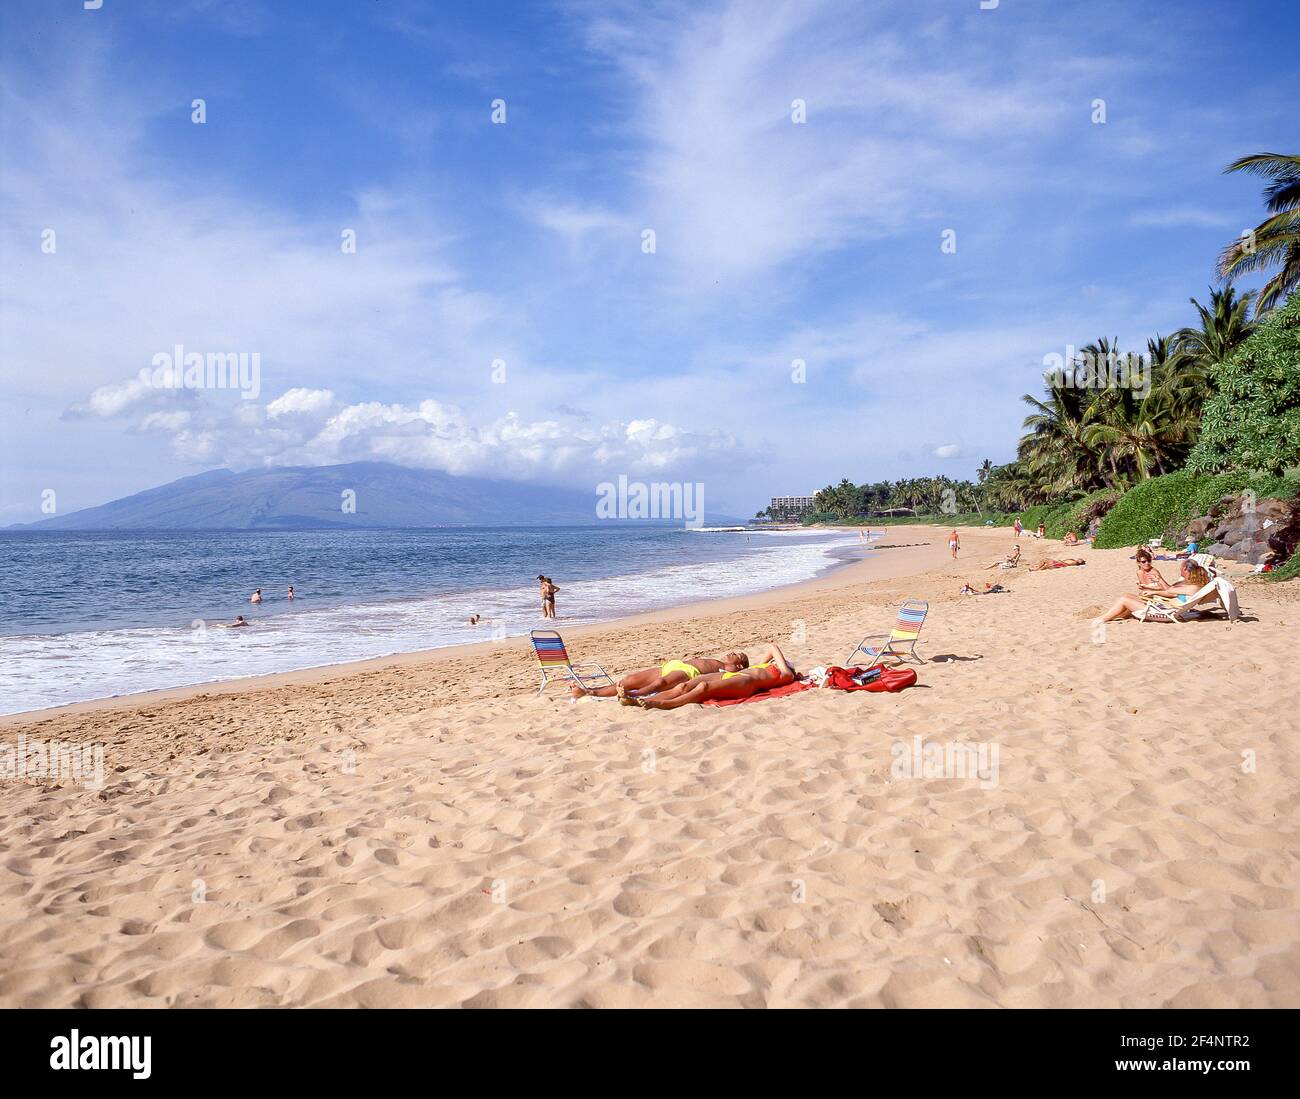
[1056,488,1120,539]
[1266,552,1300,582]
[1094,469,1300,549]
[1186,294,1300,475]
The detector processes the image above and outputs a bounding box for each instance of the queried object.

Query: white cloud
[573,0,1073,287]
[267,388,336,418]
[1129,205,1233,229]
[67,380,742,484]
[933,444,960,460]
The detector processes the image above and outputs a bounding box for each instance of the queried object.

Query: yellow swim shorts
[660,659,700,679]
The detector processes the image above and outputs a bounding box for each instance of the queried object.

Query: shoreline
[0,526,945,727]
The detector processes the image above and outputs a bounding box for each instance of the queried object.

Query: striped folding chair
[530,630,617,696]
[845,600,929,669]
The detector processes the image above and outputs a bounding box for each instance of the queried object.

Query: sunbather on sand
[623,644,795,710]
[571,651,750,699]
[1063,531,1080,546]
[985,545,1021,569]
[1096,560,1211,623]
[1028,557,1086,571]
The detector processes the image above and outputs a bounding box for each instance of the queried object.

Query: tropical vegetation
[758,151,1300,575]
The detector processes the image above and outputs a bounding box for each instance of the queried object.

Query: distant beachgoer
[1037,522,1046,539]
[961,582,1006,595]
[219,615,249,628]
[287,586,295,601]
[623,644,795,710]
[985,545,1021,570]
[571,651,750,699]
[1028,557,1086,571]
[1013,516,1023,537]
[250,588,262,604]
[542,577,559,618]
[1063,531,1080,546]
[468,614,480,625]
[949,530,960,559]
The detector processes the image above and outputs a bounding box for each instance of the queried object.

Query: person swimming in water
[623,644,795,710]
[219,615,249,628]
[250,588,262,604]
[570,651,750,699]
[287,586,295,601]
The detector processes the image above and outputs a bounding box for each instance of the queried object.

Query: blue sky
[1,0,1296,522]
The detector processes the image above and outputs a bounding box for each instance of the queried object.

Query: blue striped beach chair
[845,600,929,668]
[530,630,616,696]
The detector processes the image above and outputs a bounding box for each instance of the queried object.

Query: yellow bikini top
[722,660,772,680]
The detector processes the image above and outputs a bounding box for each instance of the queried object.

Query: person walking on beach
[250,588,262,604]
[1013,516,1023,538]
[948,529,960,559]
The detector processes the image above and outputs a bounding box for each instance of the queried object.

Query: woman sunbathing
[1063,531,1080,546]
[985,545,1021,569]
[1028,557,1086,571]
[622,644,795,710]
[571,651,749,699]
[1096,560,1212,623]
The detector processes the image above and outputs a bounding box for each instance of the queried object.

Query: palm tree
[1174,286,1257,372]
[1019,372,1104,493]
[1218,152,1300,312]
[976,458,993,484]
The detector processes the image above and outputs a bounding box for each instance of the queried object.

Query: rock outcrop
[1181,493,1300,566]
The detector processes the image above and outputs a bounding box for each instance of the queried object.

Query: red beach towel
[702,680,816,707]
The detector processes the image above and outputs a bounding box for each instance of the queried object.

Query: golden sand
[1,526,1296,1007]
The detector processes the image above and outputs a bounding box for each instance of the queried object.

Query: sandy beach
[1,525,1296,1008]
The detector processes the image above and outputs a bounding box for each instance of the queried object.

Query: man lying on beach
[621,644,795,710]
[571,651,750,699]
[960,582,1007,595]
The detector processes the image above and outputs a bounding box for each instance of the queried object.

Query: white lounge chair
[1135,577,1239,623]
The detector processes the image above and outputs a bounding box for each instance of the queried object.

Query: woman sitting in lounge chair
[571,651,749,699]
[985,545,1021,570]
[1134,546,1173,591]
[1096,560,1212,623]
[622,644,795,710]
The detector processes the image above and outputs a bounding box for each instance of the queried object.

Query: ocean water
[0,526,869,714]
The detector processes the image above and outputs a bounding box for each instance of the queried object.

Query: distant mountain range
[10,462,740,530]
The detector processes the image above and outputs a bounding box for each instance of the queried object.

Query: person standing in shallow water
[537,575,559,619]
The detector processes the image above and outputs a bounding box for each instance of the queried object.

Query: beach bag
[823,665,916,693]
